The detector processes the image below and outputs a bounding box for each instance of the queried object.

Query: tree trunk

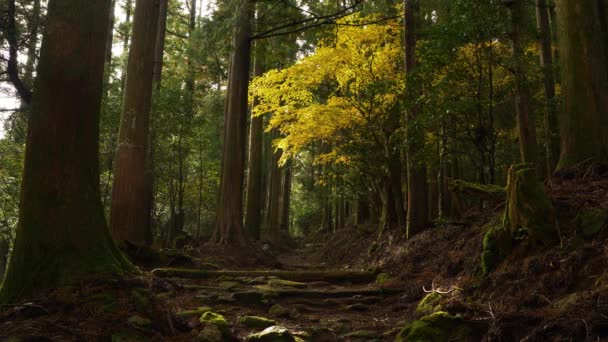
[244,24,267,240]
[554,0,608,169]
[110,0,160,248]
[404,0,429,238]
[508,0,539,166]
[536,0,560,177]
[0,0,135,303]
[280,162,292,234]
[153,0,168,89]
[267,134,283,244]
[213,0,252,245]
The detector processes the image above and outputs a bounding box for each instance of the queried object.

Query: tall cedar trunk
[110,0,160,247]
[0,0,135,303]
[508,0,539,166]
[405,0,429,239]
[268,133,283,244]
[554,0,608,170]
[244,28,267,240]
[280,162,292,233]
[213,0,252,245]
[143,0,167,244]
[536,0,560,176]
[24,0,41,87]
[153,0,168,88]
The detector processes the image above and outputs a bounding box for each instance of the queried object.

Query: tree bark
[153,0,169,89]
[213,0,252,245]
[554,0,608,169]
[244,24,267,240]
[280,162,292,233]
[110,0,160,248]
[508,0,539,166]
[404,0,429,238]
[267,132,283,244]
[0,0,135,303]
[536,0,560,176]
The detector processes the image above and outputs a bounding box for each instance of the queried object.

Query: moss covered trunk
[554,0,608,170]
[213,0,252,245]
[110,0,160,247]
[0,0,135,303]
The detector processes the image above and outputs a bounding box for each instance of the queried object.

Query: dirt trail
[161,244,408,341]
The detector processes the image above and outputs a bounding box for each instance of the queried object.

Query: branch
[251,0,363,40]
[5,0,33,104]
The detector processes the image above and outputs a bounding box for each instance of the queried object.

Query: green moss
[200,311,229,330]
[269,304,290,318]
[481,222,513,274]
[375,273,390,285]
[239,315,277,329]
[415,292,443,316]
[577,208,608,238]
[128,315,152,329]
[175,306,212,318]
[396,311,475,342]
[267,279,307,288]
[246,326,296,342]
[449,180,506,197]
[505,164,556,243]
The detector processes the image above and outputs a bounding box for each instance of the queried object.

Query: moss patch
[415,292,443,316]
[481,222,513,274]
[396,311,475,342]
[200,311,229,330]
[577,208,608,238]
[239,315,277,329]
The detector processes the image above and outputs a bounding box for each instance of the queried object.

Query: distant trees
[0,0,134,302]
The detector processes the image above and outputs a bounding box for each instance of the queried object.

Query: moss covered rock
[396,311,475,342]
[269,304,290,318]
[197,324,224,342]
[176,306,212,319]
[200,311,229,330]
[246,326,296,342]
[239,316,277,329]
[415,292,443,316]
[577,208,608,238]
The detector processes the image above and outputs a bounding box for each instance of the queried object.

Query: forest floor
[2,163,608,341]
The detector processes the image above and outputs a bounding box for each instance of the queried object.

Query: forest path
[156,244,407,341]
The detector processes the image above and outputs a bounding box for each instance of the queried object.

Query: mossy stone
[200,311,229,330]
[375,273,390,285]
[269,304,290,318]
[239,315,277,329]
[246,326,296,342]
[415,292,443,316]
[577,208,608,238]
[197,324,224,342]
[396,311,474,342]
[176,306,212,318]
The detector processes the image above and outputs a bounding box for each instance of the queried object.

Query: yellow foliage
[250,14,402,165]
